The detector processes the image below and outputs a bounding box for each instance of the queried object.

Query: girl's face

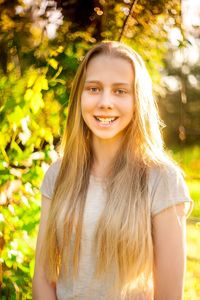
[81,54,134,144]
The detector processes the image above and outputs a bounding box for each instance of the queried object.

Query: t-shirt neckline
[89,173,107,184]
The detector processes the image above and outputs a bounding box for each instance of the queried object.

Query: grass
[169,144,200,218]
[185,223,200,299]
[187,180,200,218]
[169,145,200,299]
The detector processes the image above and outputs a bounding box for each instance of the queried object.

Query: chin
[92,131,123,141]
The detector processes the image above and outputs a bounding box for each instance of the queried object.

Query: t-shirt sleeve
[40,159,61,199]
[150,164,194,218]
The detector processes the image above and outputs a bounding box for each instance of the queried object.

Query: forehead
[85,54,134,84]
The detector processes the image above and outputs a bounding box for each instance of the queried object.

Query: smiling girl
[32,41,193,300]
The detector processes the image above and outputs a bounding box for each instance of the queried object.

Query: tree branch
[118,0,138,41]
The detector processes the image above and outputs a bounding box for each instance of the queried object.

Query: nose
[98,90,114,109]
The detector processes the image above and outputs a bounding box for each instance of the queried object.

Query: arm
[152,202,190,300]
[32,195,57,300]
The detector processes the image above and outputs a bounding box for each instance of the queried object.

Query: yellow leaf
[27,72,38,88]
[1,13,15,31]
[57,46,64,53]
[30,92,44,113]
[33,76,48,92]
[24,89,33,101]
[41,77,48,90]
[48,58,58,70]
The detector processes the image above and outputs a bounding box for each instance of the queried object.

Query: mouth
[94,116,119,125]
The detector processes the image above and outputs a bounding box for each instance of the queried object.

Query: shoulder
[42,158,62,184]
[148,162,193,218]
[40,158,62,199]
[45,158,62,175]
[148,161,181,185]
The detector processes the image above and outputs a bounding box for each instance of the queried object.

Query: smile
[94,116,119,127]
[94,116,118,124]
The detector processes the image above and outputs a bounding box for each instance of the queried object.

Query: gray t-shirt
[40,159,193,300]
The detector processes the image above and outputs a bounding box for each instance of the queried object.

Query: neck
[91,136,123,178]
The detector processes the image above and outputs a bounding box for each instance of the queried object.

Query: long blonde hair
[41,41,174,297]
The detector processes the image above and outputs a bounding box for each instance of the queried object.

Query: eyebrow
[85,80,131,87]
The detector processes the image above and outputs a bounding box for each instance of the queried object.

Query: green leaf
[7,106,25,126]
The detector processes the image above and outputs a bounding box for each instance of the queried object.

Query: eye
[115,89,127,95]
[86,87,100,93]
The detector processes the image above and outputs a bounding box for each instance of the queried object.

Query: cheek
[81,96,94,124]
[80,95,88,116]
[81,94,94,113]
[120,98,134,114]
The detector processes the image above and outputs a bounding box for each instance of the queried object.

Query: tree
[159,36,200,145]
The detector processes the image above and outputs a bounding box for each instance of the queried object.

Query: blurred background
[0,0,199,299]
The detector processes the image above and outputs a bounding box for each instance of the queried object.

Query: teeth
[96,117,116,123]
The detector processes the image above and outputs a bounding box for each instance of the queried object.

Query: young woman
[32,41,193,300]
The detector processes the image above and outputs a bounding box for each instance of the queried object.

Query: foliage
[0,66,63,298]
[0,0,199,298]
[171,145,200,180]
[159,41,200,145]
[170,145,200,218]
